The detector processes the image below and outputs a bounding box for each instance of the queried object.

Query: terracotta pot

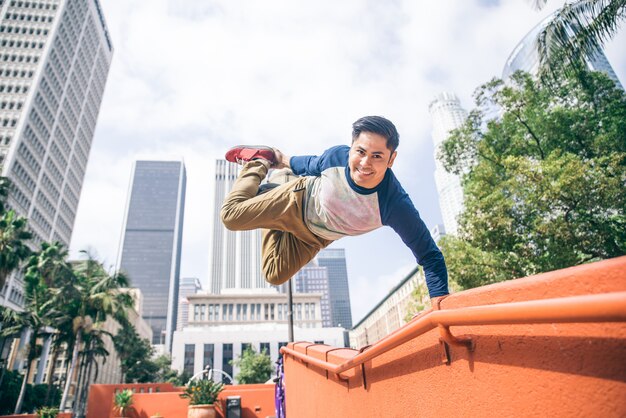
[187,404,216,418]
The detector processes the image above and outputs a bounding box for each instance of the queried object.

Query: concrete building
[177,277,202,331]
[208,159,268,293]
[350,266,429,348]
[429,92,467,237]
[118,160,186,352]
[0,0,113,310]
[503,13,623,89]
[172,289,345,382]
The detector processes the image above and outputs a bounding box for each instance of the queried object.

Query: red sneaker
[225,145,277,165]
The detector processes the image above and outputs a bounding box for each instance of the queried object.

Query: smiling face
[348,131,397,189]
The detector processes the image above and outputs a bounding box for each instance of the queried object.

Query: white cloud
[70,0,626,324]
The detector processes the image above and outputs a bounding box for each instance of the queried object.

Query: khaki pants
[220,160,332,285]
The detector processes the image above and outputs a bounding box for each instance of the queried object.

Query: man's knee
[262,262,291,286]
[220,204,240,231]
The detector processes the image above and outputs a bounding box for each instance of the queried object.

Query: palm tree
[530,0,626,81]
[0,253,61,414]
[0,210,32,291]
[59,253,133,412]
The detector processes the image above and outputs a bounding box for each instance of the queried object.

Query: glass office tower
[317,248,352,328]
[118,160,186,352]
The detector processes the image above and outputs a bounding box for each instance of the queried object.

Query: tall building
[503,13,623,89]
[208,159,267,293]
[429,92,467,236]
[0,0,113,309]
[279,259,332,327]
[118,160,186,352]
[317,248,352,328]
[177,277,202,331]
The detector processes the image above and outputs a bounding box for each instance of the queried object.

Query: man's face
[348,131,397,189]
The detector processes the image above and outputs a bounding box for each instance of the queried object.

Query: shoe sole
[225,145,276,165]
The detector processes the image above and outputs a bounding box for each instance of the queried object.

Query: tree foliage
[439,70,626,289]
[231,347,273,384]
[113,322,158,383]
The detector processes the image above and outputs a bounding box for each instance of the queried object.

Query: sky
[69,0,626,324]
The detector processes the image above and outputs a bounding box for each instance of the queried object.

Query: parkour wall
[281,256,626,418]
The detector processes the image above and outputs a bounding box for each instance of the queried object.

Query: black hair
[351,115,399,152]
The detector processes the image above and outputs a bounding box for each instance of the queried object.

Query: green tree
[1,245,67,414]
[59,253,133,411]
[113,321,158,383]
[231,347,273,384]
[439,69,626,289]
[529,0,626,83]
[153,354,191,385]
[0,210,32,291]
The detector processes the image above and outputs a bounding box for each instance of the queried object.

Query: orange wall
[85,383,274,418]
[284,257,626,417]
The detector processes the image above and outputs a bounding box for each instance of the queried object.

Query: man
[221,115,448,300]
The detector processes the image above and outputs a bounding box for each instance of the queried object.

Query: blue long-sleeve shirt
[290,145,449,298]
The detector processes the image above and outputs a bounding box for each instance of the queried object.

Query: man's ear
[387,151,397,168]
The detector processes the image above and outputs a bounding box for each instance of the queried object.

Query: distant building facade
[177,277,202,331]
[0,0,113,310]
[290,261,331,327]
[172,289,346,382]
[208,159,267,293]
[316,248,352,328]
[118,160,186,352]
[350,267,429,348]
[429,92,467,236]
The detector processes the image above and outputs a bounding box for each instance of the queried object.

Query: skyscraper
[279,259,332,327]
[208,159,267,293]
[316,248,352,328]
[118,160,186,352]
[503,13,623,89]
[0,0,113,309]
[429,92,467,236]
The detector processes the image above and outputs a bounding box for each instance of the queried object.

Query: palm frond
[537,0,626,82]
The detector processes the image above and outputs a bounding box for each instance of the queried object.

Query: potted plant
[36,406,60,418]
[180,379,225,418]
[114,389,134,418]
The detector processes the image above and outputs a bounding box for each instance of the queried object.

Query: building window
[260,342,270,356]
[193,304,200,321]
[184,344,195,375]
[241,343,252,354]
[242,303,247,320]
[203,344,214,369]
[236,304,241,321]
[208,304,214,321]
[200,304,206,321]
[222,344,233,384]
[278,303,283,320]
